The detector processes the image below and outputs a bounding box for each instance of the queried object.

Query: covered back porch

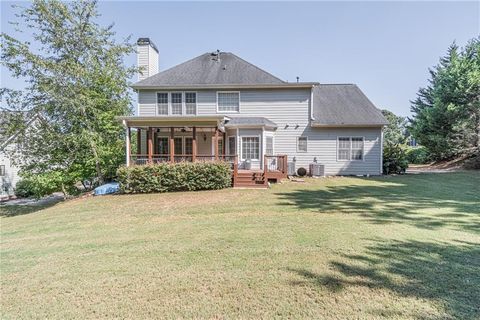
[120,116,288,187]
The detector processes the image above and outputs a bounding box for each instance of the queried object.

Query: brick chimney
[136,38,159,81]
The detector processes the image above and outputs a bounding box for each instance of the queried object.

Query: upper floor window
[0,165,5,176]
[217,92,239,112]
[171,93,182,115]
[185,92,197,115]
[157,93,168,115]
[338,137,364,161]
[156,92,197,116]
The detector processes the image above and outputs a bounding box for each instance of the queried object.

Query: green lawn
[1,172,479,319]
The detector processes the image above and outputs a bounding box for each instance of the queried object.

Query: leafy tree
[382,109,407,145]
[381,109,409,173]
[409,38,480,160]
[0,0,136,196]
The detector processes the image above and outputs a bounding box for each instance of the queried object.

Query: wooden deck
[232,155,288,188]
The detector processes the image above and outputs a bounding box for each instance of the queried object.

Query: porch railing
[130,154,238,166]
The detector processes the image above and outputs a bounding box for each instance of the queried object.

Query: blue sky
[1,1,479,116]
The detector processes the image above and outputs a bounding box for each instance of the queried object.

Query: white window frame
[265,135,274,155]
[170,92,183,116]
[337,136,365,161]
[240,135,261,161]
[184,91,198,115]
[0,164,5,176]
[156,92,169,116]
[216,91,240,113]
[156,91,198,116]
[297,136,308,153]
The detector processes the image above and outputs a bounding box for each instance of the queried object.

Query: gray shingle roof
[225,117,277,128]
[133,52,286,87]
[312,84,388,126]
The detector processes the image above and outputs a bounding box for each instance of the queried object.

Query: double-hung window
[266,136,274,155]
[217,92,239,112]
[241,137,259,160]
[185,92,196,115]
[157,93,168,115]
[338,137,364,161]
[0,165,5,176]
[171,93,183,115]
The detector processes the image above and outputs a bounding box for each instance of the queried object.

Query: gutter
[310,123,388,128]
[131,82,319,90]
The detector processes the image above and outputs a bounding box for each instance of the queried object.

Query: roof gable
[133,52,286,87]
[312,84,388,126]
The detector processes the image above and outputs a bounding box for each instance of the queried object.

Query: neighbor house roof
[311,84,388,127]
[132,52,318,89]
[225,117,277,129]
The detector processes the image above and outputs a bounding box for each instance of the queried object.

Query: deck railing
[264,155,288,174]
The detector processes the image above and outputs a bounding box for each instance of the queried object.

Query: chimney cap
[137,37,159,53]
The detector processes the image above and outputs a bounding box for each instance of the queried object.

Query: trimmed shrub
[383,143,409,174]
[116,161,232,194]
[406,146,431,164]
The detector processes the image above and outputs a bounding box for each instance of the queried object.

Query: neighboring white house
[0,132,21,200]
[119,38,388,187]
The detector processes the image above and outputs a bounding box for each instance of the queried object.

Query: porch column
[214,127,219,160]
[147,127,153,163]
[170,127,175,163]
[126,126,131,166]
[137,128,141,155]
[192,126,197,161]
[222,131,226,159]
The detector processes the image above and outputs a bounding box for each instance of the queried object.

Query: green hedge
[406,146,431,164]
[116,161,232,193]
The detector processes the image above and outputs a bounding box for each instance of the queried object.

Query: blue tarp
[94,182,120,196]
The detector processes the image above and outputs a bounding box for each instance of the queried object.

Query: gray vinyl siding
[293,127,382,176]
[136,88,383,175]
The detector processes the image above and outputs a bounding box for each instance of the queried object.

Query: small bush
[116,161,232,194]
[406,146,431,164]
[14,179,35,198]
[15,171,78,199]
[383,143,409,174]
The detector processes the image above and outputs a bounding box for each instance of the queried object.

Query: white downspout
[123,120,130,167]
[310,85,315,121]
[380,127,384,175]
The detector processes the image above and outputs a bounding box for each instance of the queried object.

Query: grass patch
[1,172,479,319]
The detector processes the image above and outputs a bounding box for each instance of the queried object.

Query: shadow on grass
[0,197,63,217]
[276,173,480,233]
[288,239,480,319]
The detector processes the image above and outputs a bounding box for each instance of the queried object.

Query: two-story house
[119,38,388,187]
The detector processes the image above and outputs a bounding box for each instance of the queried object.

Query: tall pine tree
[410,38,480,160]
